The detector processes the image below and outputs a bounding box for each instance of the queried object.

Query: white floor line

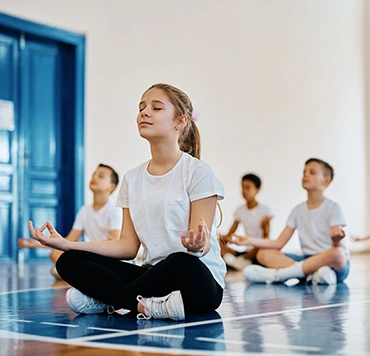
[0,318,33,323]
[73,298,370,342]
[40,322,79,328]
[0,329,325,356]
[197,337,249,345]
[140,332,185,339]
[196,338,319,352]
[0,286,68,296]
[1,288,369,355]
[88,327,130,333]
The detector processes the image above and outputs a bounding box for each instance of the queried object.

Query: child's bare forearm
[352,235,370,242]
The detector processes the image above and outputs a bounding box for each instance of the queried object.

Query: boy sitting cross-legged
[218,173,272,270]
[232,158,349,285]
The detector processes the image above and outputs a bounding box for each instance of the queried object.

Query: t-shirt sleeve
[329,203,346,227]
[188,162,224,202]
[233,206,242,221]
[116,175,129,208]
[264,204,273,218]
[110,206,123,230]
[72,206,85,231]
[286,205,299,229]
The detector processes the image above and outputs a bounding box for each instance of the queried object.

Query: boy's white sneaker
[66,288,114,314]
[311,266,337,285]
[137,290,185,321]
[243,265,279,284]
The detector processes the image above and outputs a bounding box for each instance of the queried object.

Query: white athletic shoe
[310,266,337,285]
[66,288,114,314]
[243,265,278,284]
[137,290,185,321]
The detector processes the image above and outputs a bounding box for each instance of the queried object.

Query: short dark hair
[242,173,262,189]
[98,163,119,187]
[305,158,334,180]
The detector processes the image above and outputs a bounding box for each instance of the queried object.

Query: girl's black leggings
[56,251,223,315]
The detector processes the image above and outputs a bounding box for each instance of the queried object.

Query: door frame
[0,12,85,250]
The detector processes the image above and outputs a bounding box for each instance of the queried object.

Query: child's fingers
[186,229,195,247]
[35,228,43,241]
[46,221,57,235]
[28,221,36,237]
[231,235,239,243]
[197,221,203,237]
[181,234,187,246]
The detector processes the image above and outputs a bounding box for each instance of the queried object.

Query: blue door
[0,26,82,261]
[0,30,19,261]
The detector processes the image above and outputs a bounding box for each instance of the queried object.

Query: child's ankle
[137,298,147,313]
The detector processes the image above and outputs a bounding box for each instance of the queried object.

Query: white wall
[1,0,368,251]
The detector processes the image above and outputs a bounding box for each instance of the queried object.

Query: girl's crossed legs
[56,251,223,315]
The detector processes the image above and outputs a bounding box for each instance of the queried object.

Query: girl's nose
[141,109,150,117]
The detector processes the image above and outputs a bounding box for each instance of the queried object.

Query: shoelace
[149,296,169,319]
[85,295,115,314]
[136,295,151,320]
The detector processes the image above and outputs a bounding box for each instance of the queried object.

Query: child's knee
[328,247,347,269]
[256,248,273,263]
[55,250,81,270]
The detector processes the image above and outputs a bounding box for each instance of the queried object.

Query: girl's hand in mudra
[181,218,208,253]
[28,221,69,251]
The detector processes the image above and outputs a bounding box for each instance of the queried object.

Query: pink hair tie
[192,109,200,122]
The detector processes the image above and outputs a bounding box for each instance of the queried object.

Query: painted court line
[0,287,368,355]
[196,337,320,352]
[73,299,370,342]
[197,337,249,345]
[40,322,79,328]
[88,327,130,333]
[140,332,185,339]
[0,319,33,323]
[0,329,314,356]
[0,286,68,296]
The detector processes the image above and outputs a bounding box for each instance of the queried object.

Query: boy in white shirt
[219,173,272,270]
[18,164,122,278]
[232,158,349,285]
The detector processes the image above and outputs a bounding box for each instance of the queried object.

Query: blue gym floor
[0,255,369,355]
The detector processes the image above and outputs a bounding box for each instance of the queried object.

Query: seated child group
[219,158,352,285]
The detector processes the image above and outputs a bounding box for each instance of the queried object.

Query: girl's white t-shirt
[73,200,122,242]
[116,153,226,288]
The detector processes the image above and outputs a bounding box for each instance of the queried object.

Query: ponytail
[179,120,201,159]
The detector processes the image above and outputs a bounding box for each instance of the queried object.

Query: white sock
[276,261,305,281]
